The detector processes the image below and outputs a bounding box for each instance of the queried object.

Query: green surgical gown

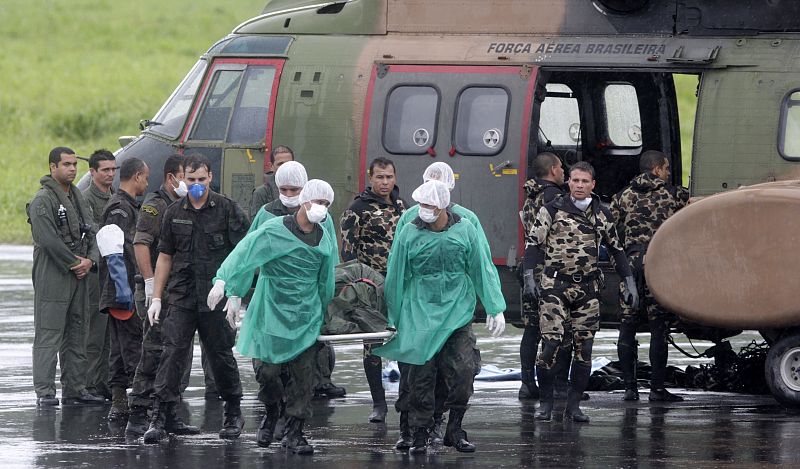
[396,203,493,262]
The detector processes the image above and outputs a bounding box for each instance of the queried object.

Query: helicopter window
[603,83,642,148]
[779,90,800,160]
[539,83,581,147]
[453,86,509,156]
[190,70,244,141]
[227,66,277,144]
[382,85,440,154]
[150,60,207,139]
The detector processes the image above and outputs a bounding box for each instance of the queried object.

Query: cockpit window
[189,69,244,141]
[149,60,207,139]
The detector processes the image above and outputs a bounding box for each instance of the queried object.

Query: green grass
[674,74,699,187]
[0,0,265,243]
[0,1,699,243]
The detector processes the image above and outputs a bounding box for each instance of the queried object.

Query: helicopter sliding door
[180,58,284,209]
[361,64,537,267]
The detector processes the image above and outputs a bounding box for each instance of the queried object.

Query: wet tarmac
[1,245,798,468]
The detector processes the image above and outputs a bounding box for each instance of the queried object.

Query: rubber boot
[564,362,591,423]
[395,411,413,450]
[143,400,168,443]
[166,401,199,435]
[257,403,280,448]
[125,405,149,437]
[273,400,287,442]
[108,387,129,421]
[618,322,640,401]
[281,417,314,455]
[534,365,555,421]
[649,317,684,402]
[443,408,475,452]
[409,427,429,454]
[519,367,540,400]
[364,355,388,422]
[429,413,445,445]
[219,399,245,440]
[553,346,572,400]
[519,326,540,399]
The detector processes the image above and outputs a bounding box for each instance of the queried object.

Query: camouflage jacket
[529,195,630,278]
[522,178,565,247]
[340,187,405,275]
[610,173,689,252]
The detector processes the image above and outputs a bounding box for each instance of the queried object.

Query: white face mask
[418,207,439,223]
[572,196,592,211]
[306,203,328,224]
[280,193,300,208]
[172,179,188,198]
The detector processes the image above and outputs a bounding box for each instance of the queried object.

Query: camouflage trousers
[313,342,335,389]
[619,252,676,325]
[536,276,600,368]
[253,344,316,420]
[405,324,475,429]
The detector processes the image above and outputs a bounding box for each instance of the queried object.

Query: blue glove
[106,253,133,310]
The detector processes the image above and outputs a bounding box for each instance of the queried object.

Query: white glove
[148,298,161,326]
[223,296,241,329]
[207,279,226,310]
[144,277,154,307]
[486,312,506,338]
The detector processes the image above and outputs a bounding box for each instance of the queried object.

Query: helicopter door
[180,58,284,208]
[361,64,537,265]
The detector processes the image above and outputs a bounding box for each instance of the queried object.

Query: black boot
[143,400,168,443]
[553,346,572,400]
[108,387,129,421]
[166,401,200,435]
[395,411,413,450]
[125,405,150,437]
[443,408,475,452]
[564,362,591,423]
[409,427,429,454]
[256,403,280,448]
[518,367,540,400]
[429,413,445,445]
[648,318,684,402]
[519,326,540,400]
[618,322,640,401]
[364,355,387,422]
[281,417,314,455]
[219,399,244,440]
[535,365,555,421]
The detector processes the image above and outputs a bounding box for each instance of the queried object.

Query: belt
[543,267,600,284]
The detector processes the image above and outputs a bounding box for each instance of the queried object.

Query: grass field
[0,1,697,243]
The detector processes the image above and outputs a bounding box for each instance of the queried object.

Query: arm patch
[109,208,128,218]
[142,205,158,217]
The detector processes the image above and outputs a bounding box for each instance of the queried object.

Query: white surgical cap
[412,180,450,209]
[274,161,308,189]
[423,162,456,191]
[300,179,335,204]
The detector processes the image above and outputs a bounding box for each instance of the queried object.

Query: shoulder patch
[110,208,128,218]
[142,205,158,217]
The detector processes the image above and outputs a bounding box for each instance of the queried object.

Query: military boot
[552,346,572,400]
[166,401,200,435]
[219,399,245,440]
[364,355,388,422]
[256,403,281,448]
[535,365,555,421]
[409,427,429,454]
[618,322,640,401]
[429,413,445,445]
[394,411,413,450]
[443,408,475,453]
[518,367,540,400]
[143,400,168,443]
[107,387,129,421]
[281,417,314,455]
[648,318,684,402]
[125,405,150,437]
[564,362,591,423]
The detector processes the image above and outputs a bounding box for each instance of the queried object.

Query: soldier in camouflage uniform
[519,152,565,400]
[340,156,405,422]
[611,150,689,403]
[525,161,637,423]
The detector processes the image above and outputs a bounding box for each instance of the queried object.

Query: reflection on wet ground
[1,248,799,468]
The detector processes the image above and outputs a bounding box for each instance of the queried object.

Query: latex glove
[207,279,226,310]
[622,276,640,310]
[148,298,161,326]
[144,277,154,307]
[486,312,506,338]
[223,296,241,329]
[522,269,540,300]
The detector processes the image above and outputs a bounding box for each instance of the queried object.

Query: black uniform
[153,191,249,404]
[99,189,143,390]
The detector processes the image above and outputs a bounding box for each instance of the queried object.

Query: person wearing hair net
[392,162,491,449]
[375,180,506,455]
[208,179,337,455]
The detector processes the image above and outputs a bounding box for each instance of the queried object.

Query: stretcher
[316,330,395,345]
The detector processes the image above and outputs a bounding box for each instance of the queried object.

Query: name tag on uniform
[173,219,193,225]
